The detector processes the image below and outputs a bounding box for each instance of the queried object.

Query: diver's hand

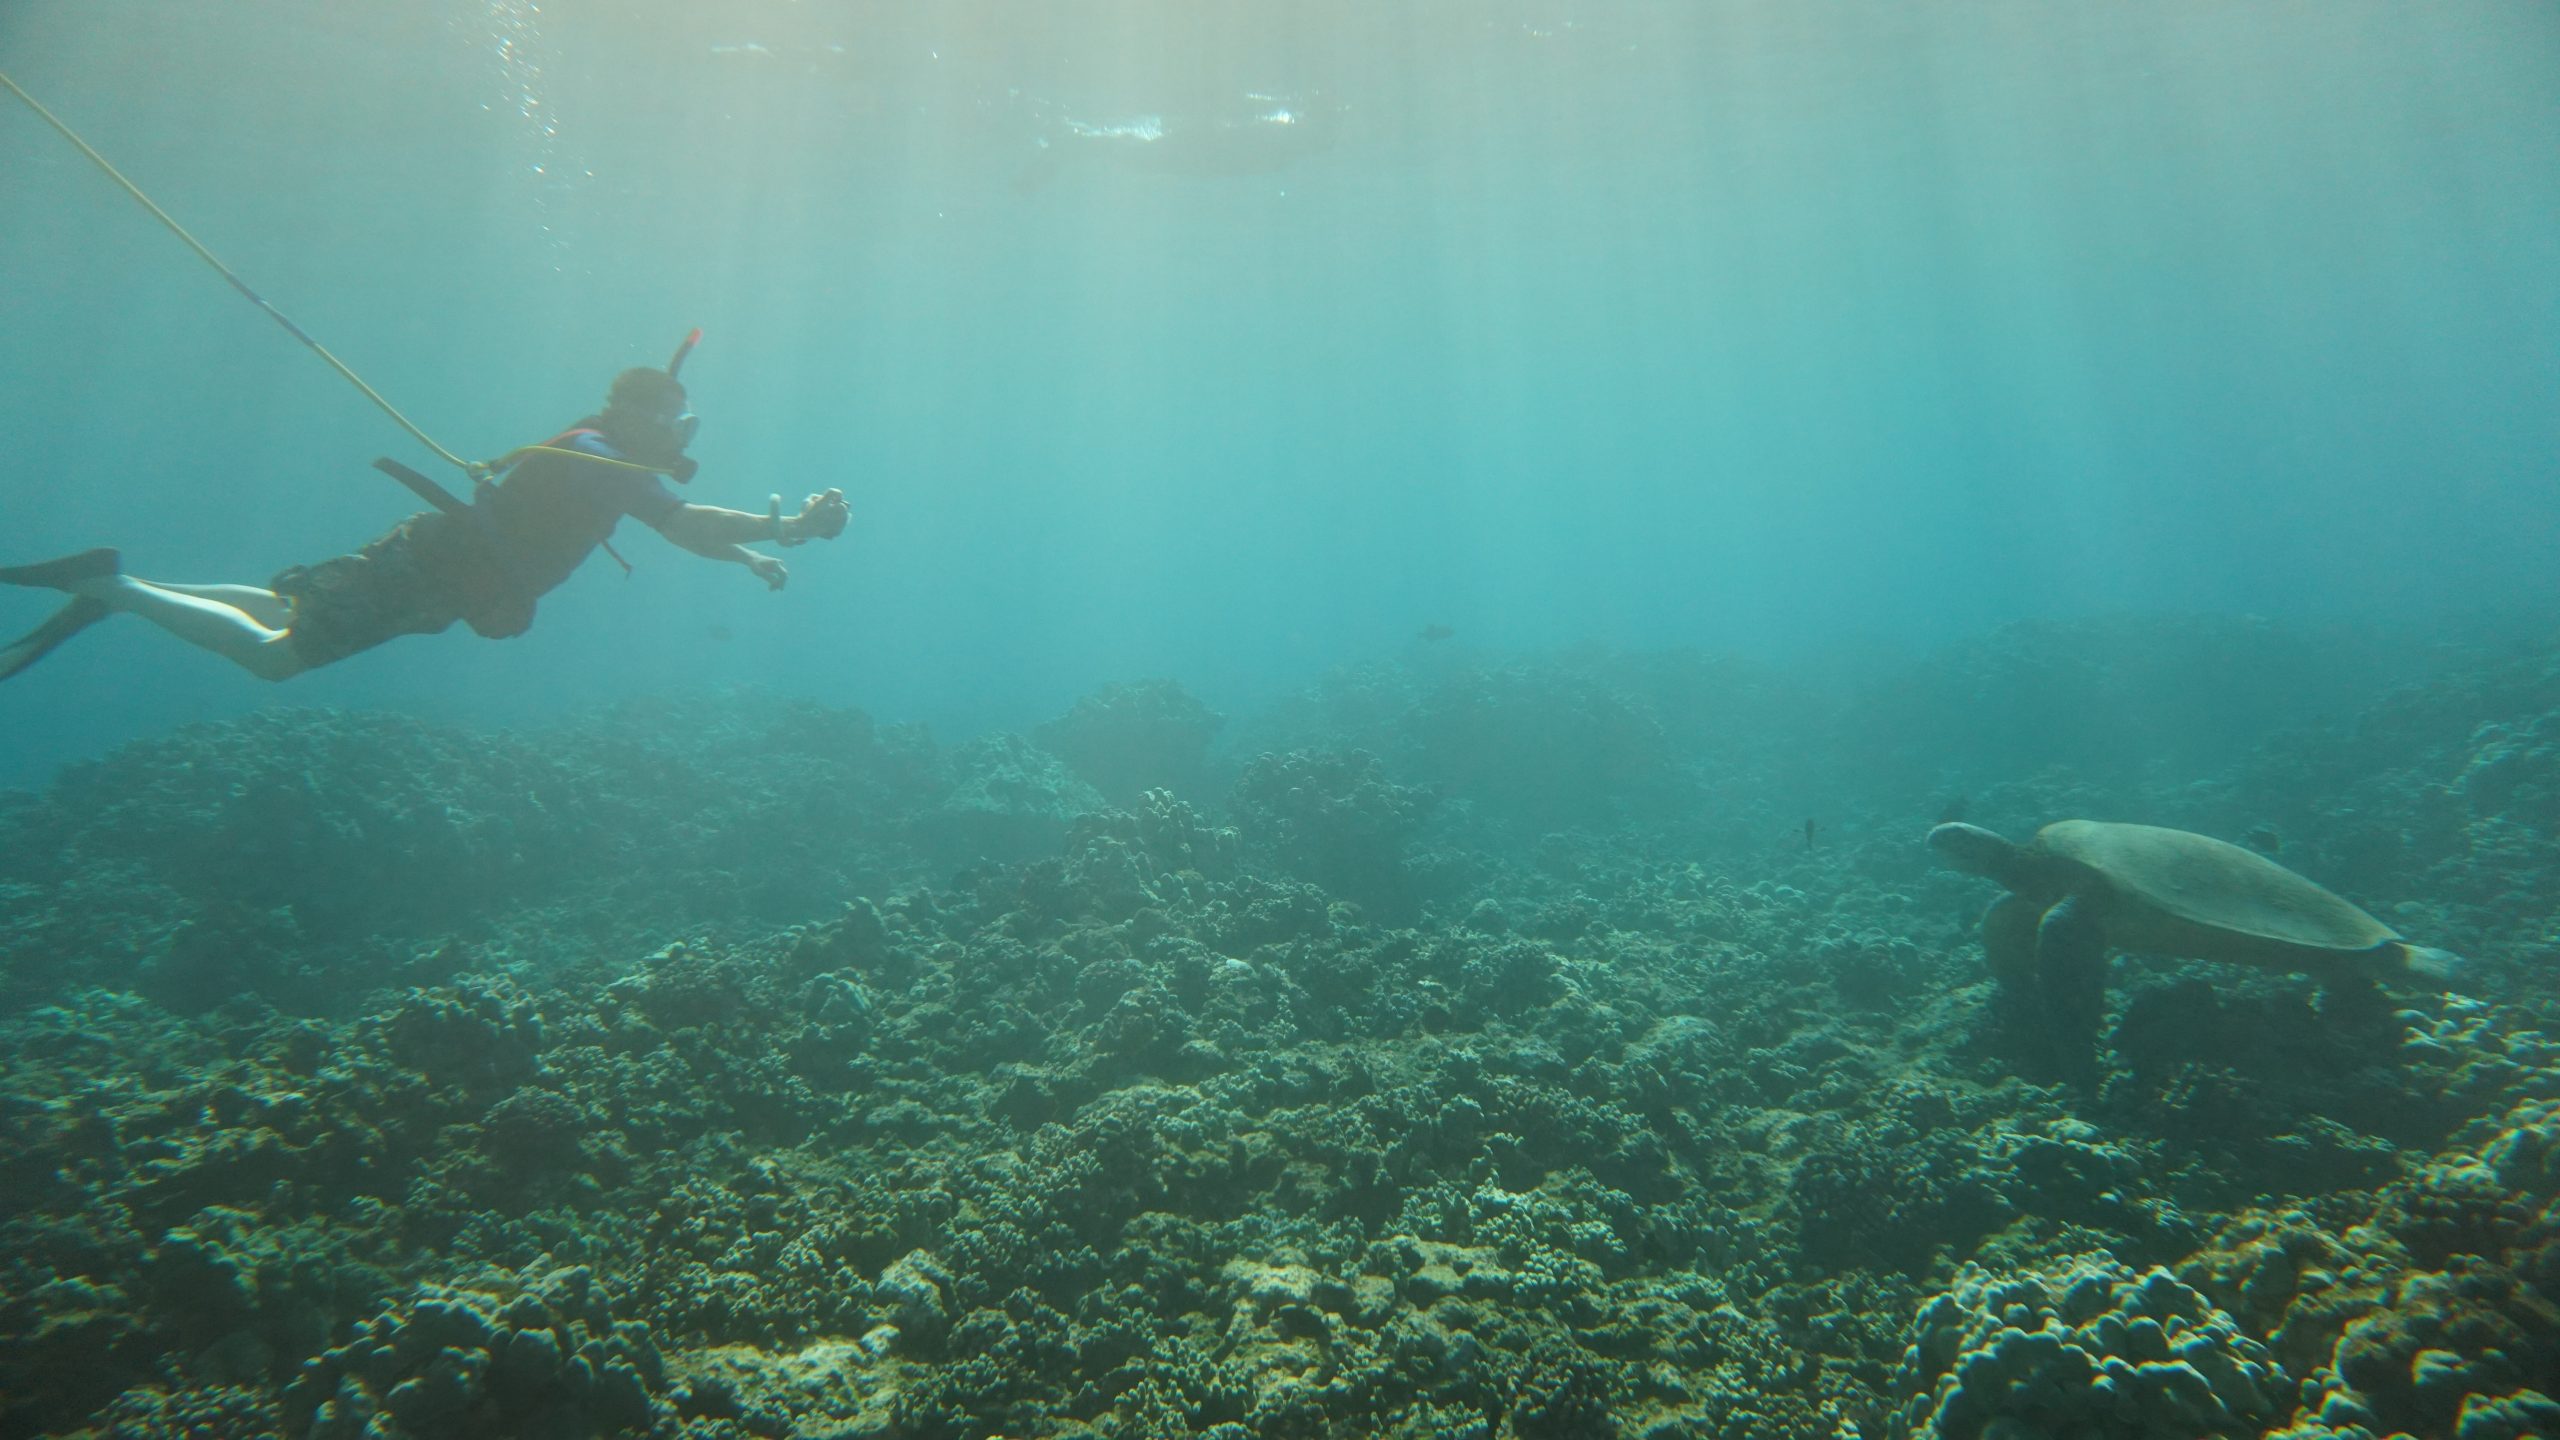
[746,552,789,591]
[782,489,849,546]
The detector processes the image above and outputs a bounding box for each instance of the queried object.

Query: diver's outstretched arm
[650,489,851,592]
[654,489,850,549]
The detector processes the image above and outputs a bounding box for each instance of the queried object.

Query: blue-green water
[8,10,2560,1437]
[4,1,2552,785]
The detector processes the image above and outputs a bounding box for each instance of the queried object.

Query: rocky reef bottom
[2,623,2556,1439]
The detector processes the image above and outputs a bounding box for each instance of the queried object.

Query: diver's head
[600,366,698,463]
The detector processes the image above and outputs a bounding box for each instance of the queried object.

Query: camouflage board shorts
[271,514,533,670]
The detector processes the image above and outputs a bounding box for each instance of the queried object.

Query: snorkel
[660,328,703,483]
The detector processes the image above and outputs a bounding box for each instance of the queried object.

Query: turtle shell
[2034,820,2400,952]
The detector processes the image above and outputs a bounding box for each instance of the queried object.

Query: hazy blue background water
[3,1,2554,789]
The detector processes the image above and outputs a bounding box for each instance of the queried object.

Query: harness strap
[488,428,637,577]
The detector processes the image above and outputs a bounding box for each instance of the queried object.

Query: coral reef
[1,623,2556,1439]
[282,1265,665,1440]
[1032,679,1225,805]
[1229,747,1437,921]
[1890,1257,2291,1440]
[910,733,1109,872]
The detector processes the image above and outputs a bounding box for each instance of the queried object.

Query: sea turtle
[1927,820,2467,1037]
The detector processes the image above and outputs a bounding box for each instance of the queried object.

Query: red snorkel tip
[667,328,703,379]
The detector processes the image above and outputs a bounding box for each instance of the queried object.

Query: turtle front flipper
[1980,893,2042,996]
[2035,894,2112,1072]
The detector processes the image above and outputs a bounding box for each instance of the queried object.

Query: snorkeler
[0,358,850,684]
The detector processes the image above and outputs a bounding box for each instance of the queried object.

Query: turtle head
[2390,944,2475,993]
[1927,822,2026,887]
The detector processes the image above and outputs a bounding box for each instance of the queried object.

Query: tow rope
[2,69,674,500]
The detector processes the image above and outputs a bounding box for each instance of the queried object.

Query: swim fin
[0,595,111,682]
[0,547,120,589]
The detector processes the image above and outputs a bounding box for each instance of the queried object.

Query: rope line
[1,69,476,474]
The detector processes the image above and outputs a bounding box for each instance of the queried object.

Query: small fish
[1804,819,1818,849]
[1937,795,1969,825]
[1419,624,1455,643]
[2245,825,2282,855]
[705,623,734,643]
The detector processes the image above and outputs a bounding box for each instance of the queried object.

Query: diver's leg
[151,583,294,628]
[2035,894,2111,1077]
[68,575,306,682]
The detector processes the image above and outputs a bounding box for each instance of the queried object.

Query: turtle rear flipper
[2396,945,2470,991]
